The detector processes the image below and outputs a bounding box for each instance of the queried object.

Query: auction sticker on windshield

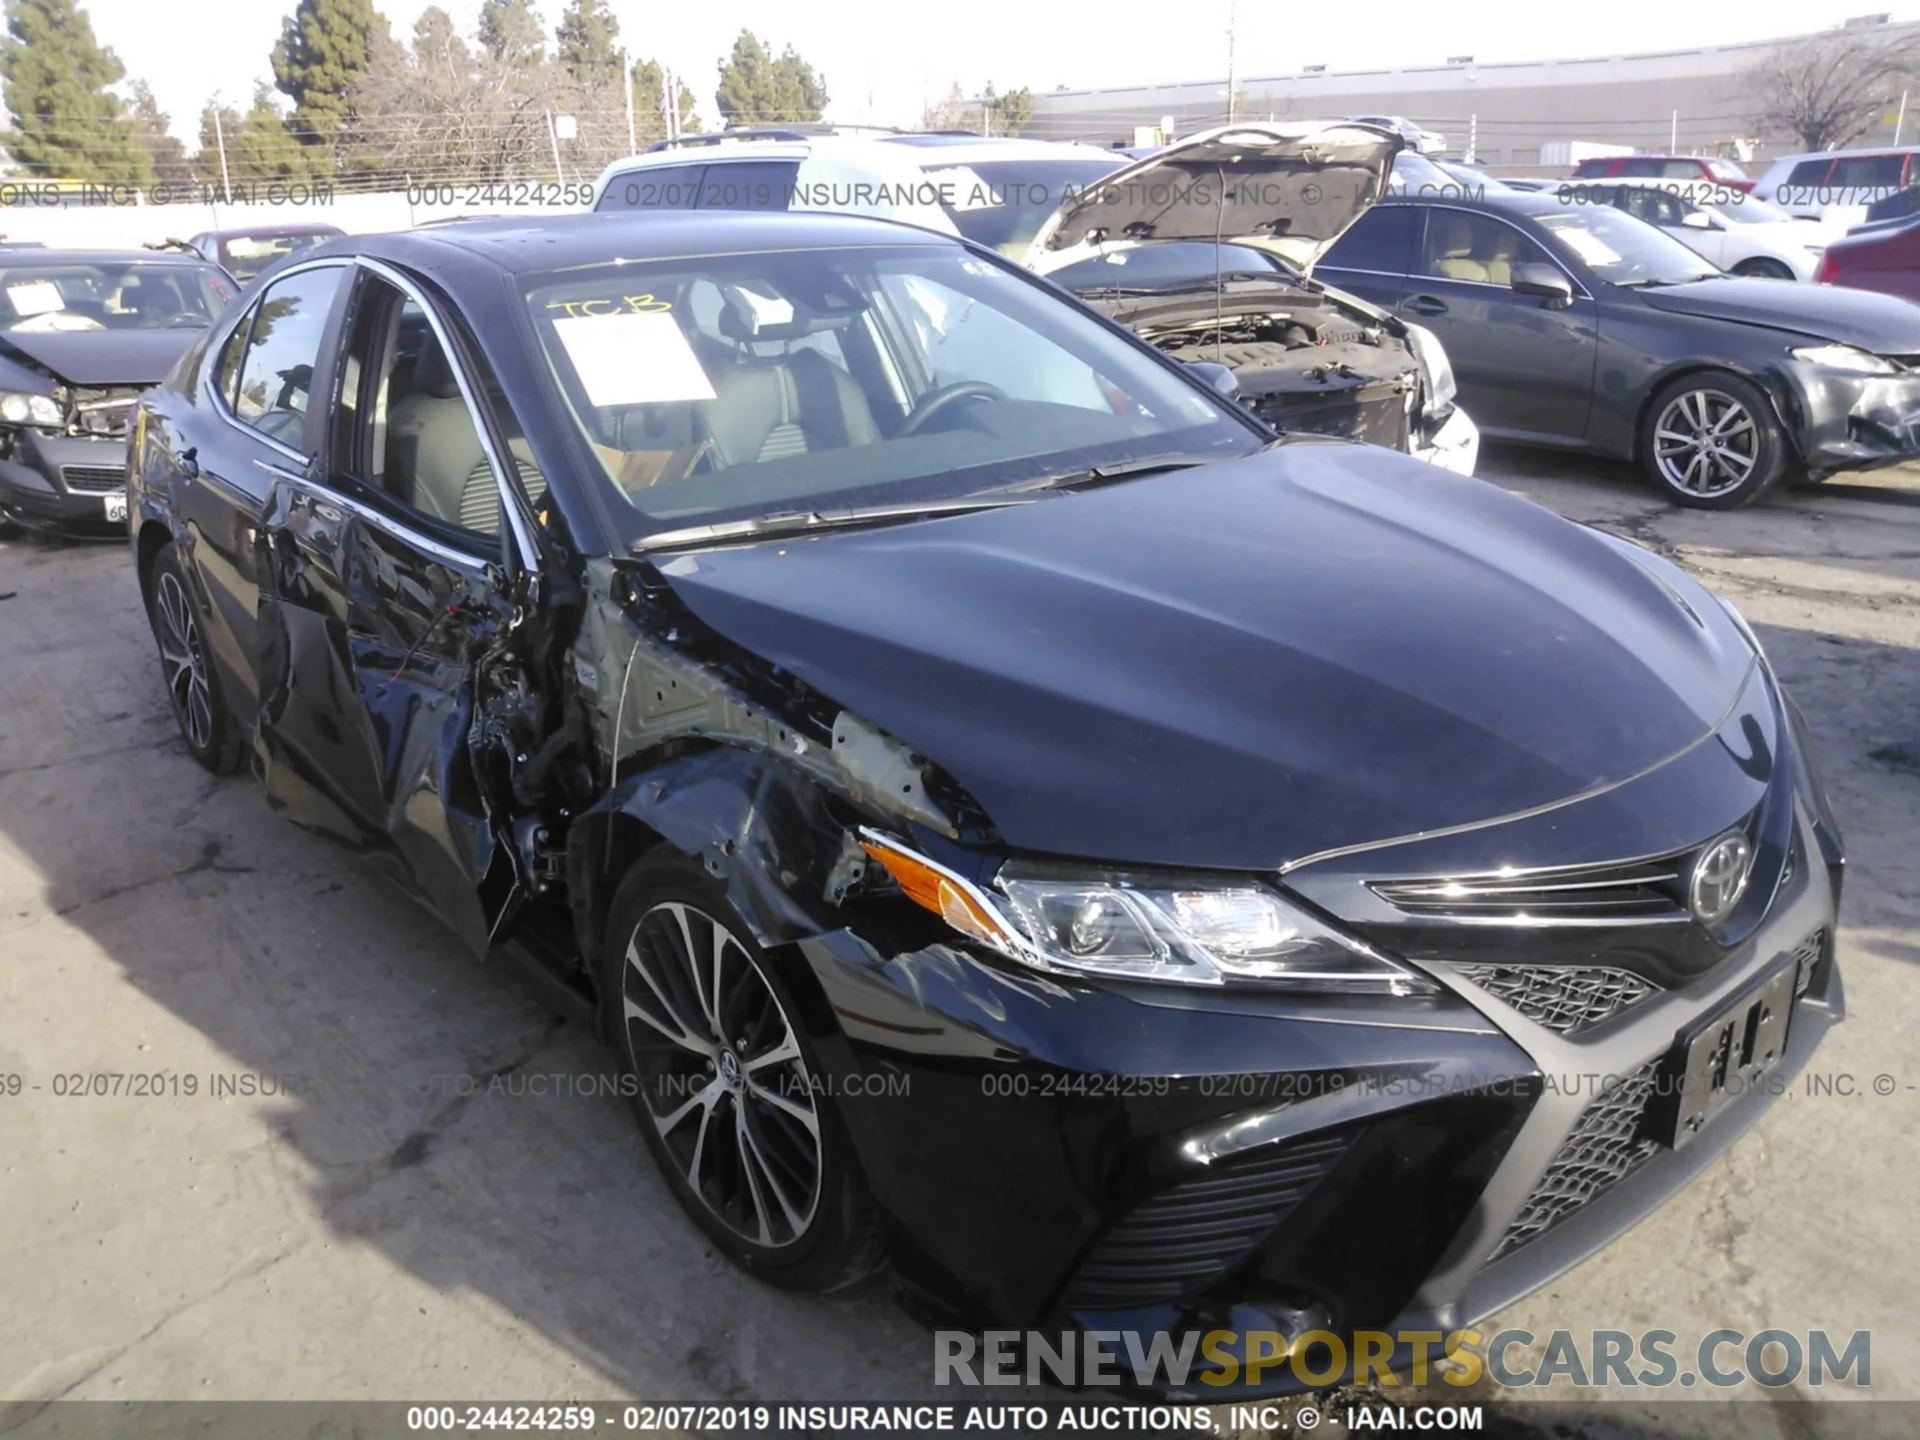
[551,310,716,407]
[7,280,63,316]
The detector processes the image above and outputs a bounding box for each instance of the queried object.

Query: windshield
[223,231,336,281]
[523,242,1258,544]
[1048,241,1293,293]
[1533,206,1721,285]
[0,262,235,331]
[923,157,1126,255]
[1704,158,1750,182]
[1711,195,1795,225]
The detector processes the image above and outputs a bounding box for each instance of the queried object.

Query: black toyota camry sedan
[1322,155,1920,509]
[127,212,1844,1393]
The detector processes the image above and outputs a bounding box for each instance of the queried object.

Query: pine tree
[128,80,191,183]
[0,0,151,182]
[715,30,826,127]
[478,0,542,64]
[271,0,389,146]
[195,85,312,187]
[554,0,618,85]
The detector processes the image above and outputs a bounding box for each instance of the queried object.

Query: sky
[78,0,1915,141]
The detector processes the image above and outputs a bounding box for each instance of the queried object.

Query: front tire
[1731,257,1796,280]
[1639,372,1790,509]
[601,848,884,1292]
[142,543,243,773]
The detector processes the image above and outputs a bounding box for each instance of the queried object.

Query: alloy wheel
[1652,388,1760,499]
[621,901,822,1248]
[155,571,213,750]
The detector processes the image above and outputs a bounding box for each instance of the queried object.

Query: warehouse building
[1024,16,1920,166]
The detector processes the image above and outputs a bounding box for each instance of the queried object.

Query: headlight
[0,391,63,426]
[1789,343,1896,375]
[1403,322,1456,420]
[859,830,1436,996]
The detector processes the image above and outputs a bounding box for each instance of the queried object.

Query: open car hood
[1027,122,1403,272]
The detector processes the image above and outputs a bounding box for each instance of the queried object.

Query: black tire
[142,543,244,773]
[1639,371,1791,510]
[1731,258,1795,280]
[0,511,19,541]
[601,848,884,1292]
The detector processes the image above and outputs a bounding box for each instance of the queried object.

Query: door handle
[1404,295,1449,316]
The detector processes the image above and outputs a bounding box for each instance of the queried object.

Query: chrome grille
[1373,857,1687,921]
[61,465,125,493]
[1793,929,1826,998]
[1492,1060,1660,1261]
[1063,1130,1355,1311]
[1453,964,1658,1037]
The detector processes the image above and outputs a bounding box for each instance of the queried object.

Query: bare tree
[1748,24,1920,153]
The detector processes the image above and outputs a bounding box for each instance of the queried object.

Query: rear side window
[1571,159,1611,178]
[695,161,799,211]
[596,164,706,212]
[1321,205,1420,275]
[1787,159,1832,185]
[1831,153,1905,187]
[231,266,345,450]
[1616,157,1665,177]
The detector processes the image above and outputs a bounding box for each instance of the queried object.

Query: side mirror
[1511,262,1573,308]
[1681,210,1714,230]
[1185,359,1241,399]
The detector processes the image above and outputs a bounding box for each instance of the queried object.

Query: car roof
[317,209,956,280]
[1383,187,1563,218]
[600,132,1116,177]
[0,248,224,267]
[202,223,345,240]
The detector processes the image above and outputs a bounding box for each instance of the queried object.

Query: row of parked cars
[8,124,1920,544]
[110,125,1845,1391]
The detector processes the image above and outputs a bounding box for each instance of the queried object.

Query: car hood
[0,328,201,386]
[1026,122,1403,273]
[1634,275,1920,349]
[654,445,1756,871]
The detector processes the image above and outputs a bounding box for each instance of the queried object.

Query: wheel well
[135,520,171,604]
[1627,364,1800,467]
[569,808,668,1036]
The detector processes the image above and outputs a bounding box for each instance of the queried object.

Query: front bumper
[0,430,129,536]
[790,682,1837,1396]
[1410,406,1480,475]
[1772,359,1920,477]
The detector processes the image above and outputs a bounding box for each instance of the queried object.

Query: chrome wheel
[155,571,213,750]
[1653,388,1759,499]
[622,901,821,1248]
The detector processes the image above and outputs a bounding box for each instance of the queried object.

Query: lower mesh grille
[61,465,125,493]
[1063,1130,1355,1311]
[1492,1061,1660,1261]
[1453,964,1658,1037]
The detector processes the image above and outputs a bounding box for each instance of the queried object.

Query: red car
[1570,154,1755,193]
[1814,218,1920,302]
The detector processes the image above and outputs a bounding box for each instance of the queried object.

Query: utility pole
[212,103,232,206]
[1897,90,1909,145]
[1225,0,1237,124]
[623,50,637,154]
[546,109,564,185]
[1671,110,1678,152]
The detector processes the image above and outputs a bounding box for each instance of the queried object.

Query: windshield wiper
[1000,454,1214,495]
[632,495,1035,554]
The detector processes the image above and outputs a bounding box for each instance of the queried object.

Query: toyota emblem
[1689,832,1754,925]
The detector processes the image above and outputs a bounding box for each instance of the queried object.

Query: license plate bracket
[1645,959,1796,1150]
[103,491,127,522]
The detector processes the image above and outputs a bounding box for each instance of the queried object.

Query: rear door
[255,261,543,955]
[1313,203,1419,309]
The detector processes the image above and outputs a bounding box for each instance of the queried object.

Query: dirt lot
[1,449,1916,1433]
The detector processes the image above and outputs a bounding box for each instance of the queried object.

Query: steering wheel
[900,381,1007,436]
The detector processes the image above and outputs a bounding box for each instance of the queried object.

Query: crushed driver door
[256,262,542,956]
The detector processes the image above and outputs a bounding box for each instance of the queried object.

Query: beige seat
[1430,216,1490,282]
[1485,229,1523,287]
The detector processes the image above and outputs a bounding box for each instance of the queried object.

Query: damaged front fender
[1765,359,1920,476]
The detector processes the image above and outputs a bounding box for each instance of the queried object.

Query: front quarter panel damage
[1765,358,1920,476]
[566,556,990,972]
